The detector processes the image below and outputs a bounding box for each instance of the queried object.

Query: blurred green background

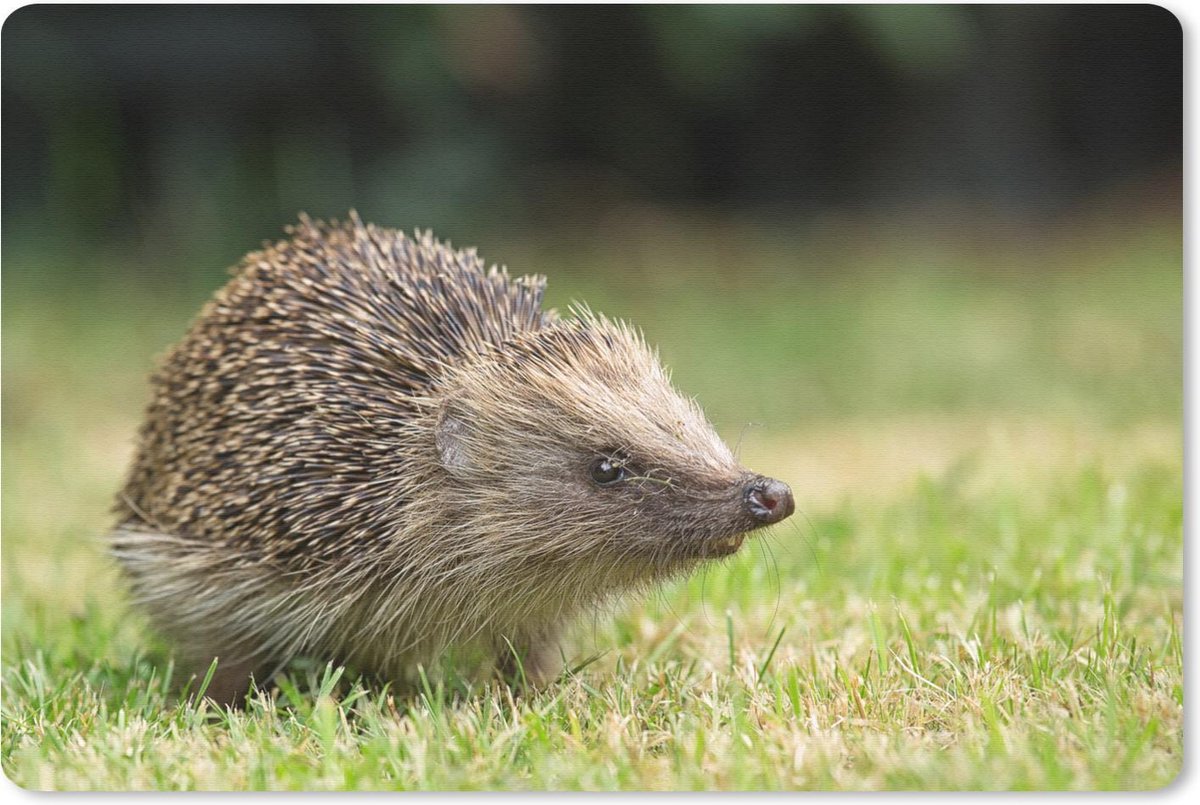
[3,5,1181,266]
[1,4,1182,427]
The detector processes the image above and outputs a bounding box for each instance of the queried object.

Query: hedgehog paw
[496,632,563,688]
[191,655,261,708]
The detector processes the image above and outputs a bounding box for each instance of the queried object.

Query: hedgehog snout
[744,477,795,525]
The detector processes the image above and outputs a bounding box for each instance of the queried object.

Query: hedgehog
[110,213,795,705]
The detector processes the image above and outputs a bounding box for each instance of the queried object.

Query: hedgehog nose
[745,477,795,525]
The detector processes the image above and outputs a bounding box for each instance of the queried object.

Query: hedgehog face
[433,316,794,570]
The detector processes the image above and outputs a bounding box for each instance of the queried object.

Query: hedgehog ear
[435,405,476,476]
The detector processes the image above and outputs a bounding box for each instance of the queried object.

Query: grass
[0,213,1182,790]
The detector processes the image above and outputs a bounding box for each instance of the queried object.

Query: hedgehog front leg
[496,625,564,687]
[193,654,260,708]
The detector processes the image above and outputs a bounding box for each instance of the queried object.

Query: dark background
[2,4,1181,278]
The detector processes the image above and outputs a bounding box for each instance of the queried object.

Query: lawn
[1,213,1182,790]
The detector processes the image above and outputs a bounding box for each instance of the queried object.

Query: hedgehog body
[111,215,794,703]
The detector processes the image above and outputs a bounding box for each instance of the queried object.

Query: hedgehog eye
[590,456,629,486]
